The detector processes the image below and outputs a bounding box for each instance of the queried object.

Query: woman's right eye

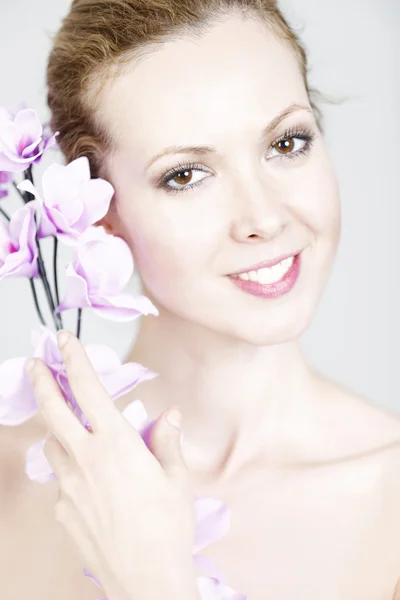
[160,163,212,195]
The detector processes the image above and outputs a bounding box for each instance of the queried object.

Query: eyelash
[159,126,317,196]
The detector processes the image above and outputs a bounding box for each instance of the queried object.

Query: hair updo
[47,0,324,180]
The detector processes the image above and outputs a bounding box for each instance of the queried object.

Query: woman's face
[97,15,341,346]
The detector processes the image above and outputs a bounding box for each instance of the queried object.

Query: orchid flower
[0,170,12,199]
[0,107,58,172]
[0,326,158,434]
[0,200,39,280]
[17,157,114,244]
[56,225,159,321]
[0,98,248,600]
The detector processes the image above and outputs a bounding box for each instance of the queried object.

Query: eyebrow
[145,103,313,170]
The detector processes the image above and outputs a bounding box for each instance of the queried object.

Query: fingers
[26,358,87,456]
[56,330,119,432]
[150,408,187,478]
[44,433,70,478]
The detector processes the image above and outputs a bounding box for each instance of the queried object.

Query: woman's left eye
[268,135,309,159]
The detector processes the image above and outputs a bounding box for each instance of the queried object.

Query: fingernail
[166,409,182,430]
[57,330,70,349]
[25,358,36,375]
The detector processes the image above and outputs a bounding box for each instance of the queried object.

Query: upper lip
[229,250,301,276]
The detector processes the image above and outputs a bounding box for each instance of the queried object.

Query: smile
[228,252,302,299]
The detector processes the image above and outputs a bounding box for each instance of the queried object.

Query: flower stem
[23,165,62,331]
[36,239,63,331]
[52,236,63,327]
[0,206,10,221]
[76,308,82,339]
[29,278,46,326]
[12,180,26,203]
[22,166,35,203]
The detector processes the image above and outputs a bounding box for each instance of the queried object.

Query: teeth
[237,256,294,284]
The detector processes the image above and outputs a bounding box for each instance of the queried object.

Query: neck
[124,308,324,485]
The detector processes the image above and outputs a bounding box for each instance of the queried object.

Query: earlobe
[95,218,114,235]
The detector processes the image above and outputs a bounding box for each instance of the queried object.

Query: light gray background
[0,1,398,411]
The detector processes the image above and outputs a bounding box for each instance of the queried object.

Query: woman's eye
[160,130,314,194]
[268,136,308,158]
[163,167,209,191]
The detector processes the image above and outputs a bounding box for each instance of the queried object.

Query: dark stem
[29,278,46,326]
[12,180,26,203]
[76,308,82,339]
[0,206,10,221]
[22,166,35,203]
[24,165,62,331]
[52,236,63,327]
[36,240,63,331]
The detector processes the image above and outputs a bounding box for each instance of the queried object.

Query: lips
[228,251,302,299]
[229,250,302,276]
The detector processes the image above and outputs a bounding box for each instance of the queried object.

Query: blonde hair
[47,0,327,179]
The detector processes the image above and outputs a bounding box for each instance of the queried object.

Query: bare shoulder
[319,374,400,569]
[316,372,400,458]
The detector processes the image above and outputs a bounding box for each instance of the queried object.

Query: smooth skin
[1,12,400,600]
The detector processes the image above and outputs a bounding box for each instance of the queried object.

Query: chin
[217,291,321,347]
[231,315,312,347]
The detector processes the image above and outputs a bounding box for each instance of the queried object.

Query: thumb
[150,407,186,477]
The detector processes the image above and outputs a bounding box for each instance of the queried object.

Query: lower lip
[228,253,302,299]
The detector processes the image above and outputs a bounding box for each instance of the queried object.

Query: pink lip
[228,251,302,299]
[229,251,301,276]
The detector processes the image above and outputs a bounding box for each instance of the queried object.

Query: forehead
[97,16,308,159]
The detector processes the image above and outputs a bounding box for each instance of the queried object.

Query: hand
[25,330,200,600]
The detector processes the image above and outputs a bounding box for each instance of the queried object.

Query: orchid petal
[0,202,38,280]
[25,439,56,483]
[193,555,226,583]
[72,178,114,232]
[0,153,29,172]
[0,357,38,425]
[0,220,11,261]
[0,120,19,155]
[194,497,231,554]
[41,162,85,223]
[122,399,150,431]
[14,109,42,144]
[56,263,91,312]
[77,233,134,295]
[92,292,159,322]
[17,179,40,199]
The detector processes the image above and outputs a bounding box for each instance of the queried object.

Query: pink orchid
[56,226,159,321]
[0,107,58,172]
[0,171,12,199]
[17,157,114,244]
[0,200,39,281]
[0,326,157,433]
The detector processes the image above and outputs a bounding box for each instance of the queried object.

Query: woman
[1,0,400,598]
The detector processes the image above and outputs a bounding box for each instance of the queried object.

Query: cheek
[292,154,342,242]
[121,205,221,289]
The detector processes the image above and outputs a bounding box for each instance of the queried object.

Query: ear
[95,215,115,235]
[95,198,126,240]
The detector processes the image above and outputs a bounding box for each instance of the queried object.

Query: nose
[229,174,291,243]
